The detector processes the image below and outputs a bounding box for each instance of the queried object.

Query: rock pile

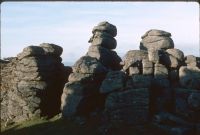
[61,21,122,118]
[1,43,70,123]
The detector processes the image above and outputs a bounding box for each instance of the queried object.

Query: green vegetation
[1,115,170,135]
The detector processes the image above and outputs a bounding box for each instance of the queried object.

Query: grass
[1,114,170,135]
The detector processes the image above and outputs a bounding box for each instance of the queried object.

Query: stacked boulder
[87,21,122,70]
[61,21,122,118]
[1,43,69,124]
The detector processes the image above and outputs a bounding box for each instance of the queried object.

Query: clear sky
[1,2,199,65]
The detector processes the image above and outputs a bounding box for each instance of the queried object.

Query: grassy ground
[1,115,170,135]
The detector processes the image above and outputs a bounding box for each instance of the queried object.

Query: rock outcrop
[61,21,122,118]
[60,27,200,134]
[100,29,200,135]
[1,43,71,123]
[1,23,200,135]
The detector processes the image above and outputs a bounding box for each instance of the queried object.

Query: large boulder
[72,56,108,74]
[87,45,122,70]
[92,21,117,37]
[166,48,184,61]
[159,49,184,69]
[89,31,117,49]
[17,43,63,60]
[61,81,101,117]
[140,29,174,51]
[123,50,148,71]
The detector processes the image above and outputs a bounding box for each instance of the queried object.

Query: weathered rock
[61,92,84,117]
[89,31,117,49]
[87,45,122,70]
[142,59,154,75]
[167,55,180,68]
[100,71,126,94]
[61,81,101,117]
[92,21,117,37]
[123,50,148,71]
[161,52,183,69]
[105,88,149,126]
[166,48,184,61]
[140,29,174,51]
[72,56,108,74]
[61,21,121,119]
[179,66,200,90]
[1,44,68,123]
[140,36,174,51]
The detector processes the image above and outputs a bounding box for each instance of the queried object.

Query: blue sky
[1,2,199,64]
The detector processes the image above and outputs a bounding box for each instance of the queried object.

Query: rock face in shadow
[1,43,71,123]
[105,88,149,126]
